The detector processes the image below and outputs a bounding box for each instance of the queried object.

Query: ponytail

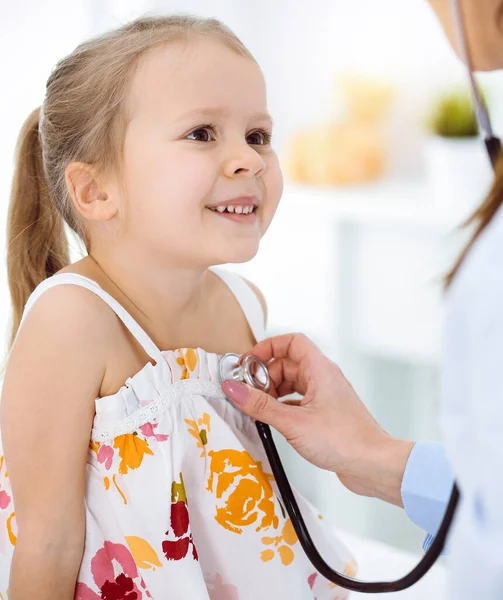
[6,107,69,348]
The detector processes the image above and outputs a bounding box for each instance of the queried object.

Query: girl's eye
[247,129,272,146]
[186,126,272,145]
[186,127,215,142]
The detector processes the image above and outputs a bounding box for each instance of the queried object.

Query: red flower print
[0,455,11,510]
[100,572,137,599]
[75,541,152,600]
[0,489,10,510]
[162,532,190,562]
[171,500,189,537]
[97,445,114,470]
[138,422,168,442]
[162,473,198,562]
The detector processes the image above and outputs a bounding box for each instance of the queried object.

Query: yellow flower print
[260,518,298,566]
[6,511,16,546]
[176,348,198,380]
[329,559,358,594]
[114,432,154,475]
[126,535,163,570]
[185,413,211,456]
[207,449,278,534]
[89,440,100,456]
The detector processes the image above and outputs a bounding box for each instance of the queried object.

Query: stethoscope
[219,352,458,593]
[218,0,503,590]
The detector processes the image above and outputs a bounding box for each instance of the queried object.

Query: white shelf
[283,180,474,232]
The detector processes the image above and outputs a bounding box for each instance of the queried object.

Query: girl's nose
[223,143,266,179]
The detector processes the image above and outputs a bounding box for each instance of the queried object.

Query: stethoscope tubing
[255,419,459,593]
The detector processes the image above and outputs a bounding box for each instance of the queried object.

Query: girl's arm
[1,285,111,600]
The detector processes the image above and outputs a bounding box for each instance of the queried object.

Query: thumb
[222,379,294,432]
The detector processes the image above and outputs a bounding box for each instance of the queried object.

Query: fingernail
[222,380,250,406]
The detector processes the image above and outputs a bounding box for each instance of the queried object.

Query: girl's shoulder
[10,278,114,374]
[19,274,118,344]
[210,267,267,331]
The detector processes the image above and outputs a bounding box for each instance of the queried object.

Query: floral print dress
[0,268,356,599]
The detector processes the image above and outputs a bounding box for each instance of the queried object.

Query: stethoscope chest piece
[218,352,271,393]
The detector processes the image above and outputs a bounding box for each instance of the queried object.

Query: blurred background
[2,1,503,597]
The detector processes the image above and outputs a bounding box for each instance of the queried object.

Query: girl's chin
[211,243,260,266]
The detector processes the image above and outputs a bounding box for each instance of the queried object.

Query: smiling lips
[206,196,259,222]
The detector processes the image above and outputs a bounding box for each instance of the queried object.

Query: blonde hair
[7,15,254,348]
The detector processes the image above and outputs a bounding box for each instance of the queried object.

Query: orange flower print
[90,426,166,504]
[260,518,298,566]
[176,348,198,380]
[114,433,154,475]
[207,449,278,534]
[185,413,211,456]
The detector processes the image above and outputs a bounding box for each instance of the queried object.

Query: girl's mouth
[207,203,258,223]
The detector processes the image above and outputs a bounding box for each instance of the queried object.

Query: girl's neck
[76,253,218,349]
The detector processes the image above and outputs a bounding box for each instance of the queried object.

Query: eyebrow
[176,107,274,126]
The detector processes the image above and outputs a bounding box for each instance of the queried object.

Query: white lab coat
[441,200,503,597]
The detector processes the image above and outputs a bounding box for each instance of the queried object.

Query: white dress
[0,268,356,599]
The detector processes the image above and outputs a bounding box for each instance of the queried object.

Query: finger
[276,380,303,398]
[222,380,299,433]
[266,357,301,391]
[239,357,305,399]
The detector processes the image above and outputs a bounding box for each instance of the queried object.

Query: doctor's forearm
[345,436,415,507]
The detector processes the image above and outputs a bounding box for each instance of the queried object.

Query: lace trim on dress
[91,379,226,442]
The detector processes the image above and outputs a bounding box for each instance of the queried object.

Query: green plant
[426,88,482,138]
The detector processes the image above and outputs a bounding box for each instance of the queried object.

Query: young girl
[0,15,356,599]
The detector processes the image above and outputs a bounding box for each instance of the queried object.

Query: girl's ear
[65,162,118,222]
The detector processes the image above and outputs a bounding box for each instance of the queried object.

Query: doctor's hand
[222,333,415,508]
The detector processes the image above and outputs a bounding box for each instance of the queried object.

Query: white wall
[0,0,92,349]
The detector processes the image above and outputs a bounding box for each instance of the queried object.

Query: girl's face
[117,36,283,268]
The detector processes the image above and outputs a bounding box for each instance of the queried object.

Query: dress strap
[19,273,165,364]
[210,268,266,343]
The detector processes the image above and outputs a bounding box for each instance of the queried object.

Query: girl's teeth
[211,204,256,214]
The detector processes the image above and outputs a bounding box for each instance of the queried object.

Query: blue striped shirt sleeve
[400,440,455,553]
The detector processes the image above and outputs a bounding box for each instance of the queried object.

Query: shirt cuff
[401,440,455,553]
